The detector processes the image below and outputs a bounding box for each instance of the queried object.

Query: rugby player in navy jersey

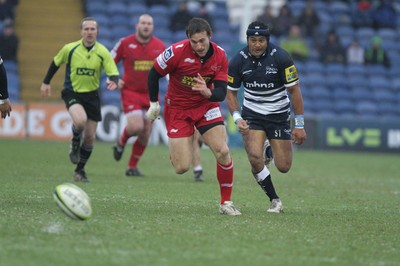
[226,21,307,213]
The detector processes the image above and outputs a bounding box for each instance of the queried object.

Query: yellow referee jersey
[54,39,119,93]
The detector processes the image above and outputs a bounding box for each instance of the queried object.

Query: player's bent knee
[173,164,190,174]
[275,163,291,173]
[175,167,190,175]
[213,145,230,162]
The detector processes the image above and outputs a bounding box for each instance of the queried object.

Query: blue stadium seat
[212,30,232,45]
[300,86,312,100]
[288,1,306,17]
[334,99,355,115]
[329,1,352,26]
[149,4,170,17]
[313,99,335,117]
[333,13,352,26]
[98,24,114,41]
[303,98,315,115]
[86,1,108,16]
[317,10,334,26]
[381,39,398,52]
[326,63,346,75]
[172,30,187,42]
[328,1,350,14]
[127,3,147,17]
[377,102,399,118]
[112,25,131,40]
[153,16,170,29]
[390,77,400,91]
[107,2,128,16]
[309,86,332,101]
[318,21,332,36]
[154,28,173,45]
[366,65,388,78]
[389,51,400,68]
[211,7,229,21]
[356,27,376,40]
[355,101,378,117]
[299,74,315,89]
[304,61,324,74]
[302,73,327,88]
[347,75,370,90]
[326,74,347,89]
[368,76,391,90]
[213,18,231,34]
[346,64,367,77]
[313,1,328,12]
[377,28,397,42]
[350,87,373,101]
[336,26,355,38]
[332,87,350,101]
[340,36,353,47]
[93,14,110,27]
[373,90,396,103]
[110,15,130,30]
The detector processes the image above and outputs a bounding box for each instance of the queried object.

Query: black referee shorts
[61,89,102,122]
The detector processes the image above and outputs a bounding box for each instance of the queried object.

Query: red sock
[128,141,146,169]
[217,159,233,204]
[119,127,130,146]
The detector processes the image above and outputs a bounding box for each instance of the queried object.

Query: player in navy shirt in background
[226,21,307,213]
[0,55,12,119]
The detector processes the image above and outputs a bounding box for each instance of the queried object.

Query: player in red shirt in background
[146,18,241,216]
[111,14,165,176]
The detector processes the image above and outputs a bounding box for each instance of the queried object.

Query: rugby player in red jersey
[111,14,165,177]
[146,18,241,216]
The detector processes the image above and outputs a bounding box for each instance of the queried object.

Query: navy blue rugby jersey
[228,42,299,115]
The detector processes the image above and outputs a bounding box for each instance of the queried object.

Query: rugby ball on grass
[53,183,92,220]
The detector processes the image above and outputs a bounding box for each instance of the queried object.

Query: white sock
[254,165,270,182]
[193,165,203,172]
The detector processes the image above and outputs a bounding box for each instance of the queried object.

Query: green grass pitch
[0,139,399,266]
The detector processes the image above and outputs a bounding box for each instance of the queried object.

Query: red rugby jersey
[154,40,228,109]
[112,34,165,94]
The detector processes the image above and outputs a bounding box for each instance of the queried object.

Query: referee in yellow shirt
[40,17,119,182]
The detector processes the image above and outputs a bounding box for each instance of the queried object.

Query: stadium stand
[7,0,400,120]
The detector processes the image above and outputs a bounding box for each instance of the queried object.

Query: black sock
[72,125,81,141]
[258,174,279,201]
[75,144,93,171]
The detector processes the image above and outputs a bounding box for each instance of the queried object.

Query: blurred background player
[146,18,241,216]
[111,14,165,177]
[0,55,12,119]
[0,20,19,62]
[40,17,119,182]
[226,21,306,213]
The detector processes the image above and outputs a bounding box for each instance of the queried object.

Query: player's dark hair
[186,17,212,38]
[246,21,270,41]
